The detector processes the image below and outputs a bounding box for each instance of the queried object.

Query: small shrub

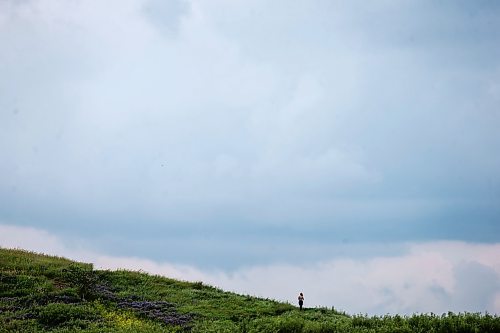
[274,302,294,315]
[275,317,305,333]
[192,319,239,332]
[62,264,98,301]
[37,303,99,328]
[193,281,204,290]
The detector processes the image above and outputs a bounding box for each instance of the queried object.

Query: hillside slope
[1,248,498,332]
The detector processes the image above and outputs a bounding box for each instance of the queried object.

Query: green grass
[1,247,498,332]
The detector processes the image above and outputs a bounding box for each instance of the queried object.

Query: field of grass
[1,247,498,332]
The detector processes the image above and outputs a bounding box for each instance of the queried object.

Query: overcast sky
[1,0,500,314]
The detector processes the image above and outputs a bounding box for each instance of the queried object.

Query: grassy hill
[1,248,498,332]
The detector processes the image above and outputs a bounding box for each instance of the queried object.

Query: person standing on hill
[298,292,304,310]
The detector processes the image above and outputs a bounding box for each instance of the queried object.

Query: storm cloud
[1,0,500,312]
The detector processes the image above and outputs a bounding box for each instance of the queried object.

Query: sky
[1,0,500,314]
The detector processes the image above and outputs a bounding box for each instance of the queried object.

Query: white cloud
[1,223,498,315]
[0,224,66,255]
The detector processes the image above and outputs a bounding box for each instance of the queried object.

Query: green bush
[37,303,100,328]
[192,319,239,332]
[0,273,51,297]
[62,264,97,301]
[277,316,306,333]
[274,302,294,315]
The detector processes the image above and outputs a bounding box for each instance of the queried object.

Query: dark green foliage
[0,273,40,297]
[62,263,97,301]
[37,303,99,328]
[1,247,499,332]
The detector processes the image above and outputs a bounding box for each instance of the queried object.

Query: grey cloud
[3,224,500,314]
[142,0,190,34]
[452,262,499,312]
[419,261,500,313]
[1,0,500,268]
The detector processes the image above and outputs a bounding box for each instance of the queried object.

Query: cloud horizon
[1,223,499,315]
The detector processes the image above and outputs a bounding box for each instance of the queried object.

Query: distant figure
[298,292,304,310]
